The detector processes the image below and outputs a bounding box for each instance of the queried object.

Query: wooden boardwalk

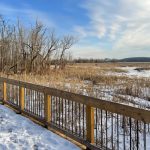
[0,77,150,150]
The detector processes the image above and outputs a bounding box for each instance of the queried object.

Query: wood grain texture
[44,93,51,123]
[19,87,25,110]
[0,77,150,123]
[86,106,94,143]
[3,81,7,101]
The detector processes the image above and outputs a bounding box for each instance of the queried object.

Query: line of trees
[74,58,118,63]
[0,16,76,74]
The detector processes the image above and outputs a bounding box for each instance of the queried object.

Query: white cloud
[80,0,108,38]
[70,44,109,59]
[73,0,150,58]
[73,26,88,38]
[114,23,150,50]
[109,22,121,40]
[71,42,150,59]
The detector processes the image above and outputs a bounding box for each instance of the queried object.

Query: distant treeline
[74,58,118,63]
[74,57,150,63]
[121,57,150,62]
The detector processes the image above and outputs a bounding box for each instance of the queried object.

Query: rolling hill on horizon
[120,57,150,62]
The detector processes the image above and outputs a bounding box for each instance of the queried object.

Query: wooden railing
[0,77,150,150]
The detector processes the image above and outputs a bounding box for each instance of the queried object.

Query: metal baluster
[65,99,67,130]
[111,113,114,149]
[79,103,81,137]
[117,114,119,150]
[101,110,103,148]
[130,118,132,150]
[83,104,85,139]
[62,98,64,128]
[72,101,74,133]
[143,123,146,150]
[137,120,139,150]
[123,116,125,150]
[106,111,108,149]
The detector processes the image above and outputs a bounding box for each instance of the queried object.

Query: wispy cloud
[71,44,109,59]
[73,0,150,58]
[0,2,55,28]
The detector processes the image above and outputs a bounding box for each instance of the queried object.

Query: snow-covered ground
[109,67,150,78]
[0,105,79,150]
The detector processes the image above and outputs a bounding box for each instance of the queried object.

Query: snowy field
[75,66,150,108]
[109,67,150,78]
[0,105,79,150]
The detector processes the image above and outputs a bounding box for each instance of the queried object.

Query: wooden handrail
[0,76,150,123]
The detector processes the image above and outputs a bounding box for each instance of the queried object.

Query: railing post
[44,93,51,127]
[86,105,94,145]
[19,86,25,111]
[3,81,7,103]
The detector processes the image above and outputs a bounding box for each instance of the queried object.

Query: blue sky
[0,0,150,58]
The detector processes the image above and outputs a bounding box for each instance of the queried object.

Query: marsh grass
[0,62,150,105]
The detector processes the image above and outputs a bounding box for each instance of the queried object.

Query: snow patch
[0,105,79,150]
[108,67,150,78]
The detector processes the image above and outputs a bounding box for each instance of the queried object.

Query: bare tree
[24,21,46,72]
[0,16,13,72]
[59,35,76,69]
[0,15,77,74]
[41,31,59,70]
